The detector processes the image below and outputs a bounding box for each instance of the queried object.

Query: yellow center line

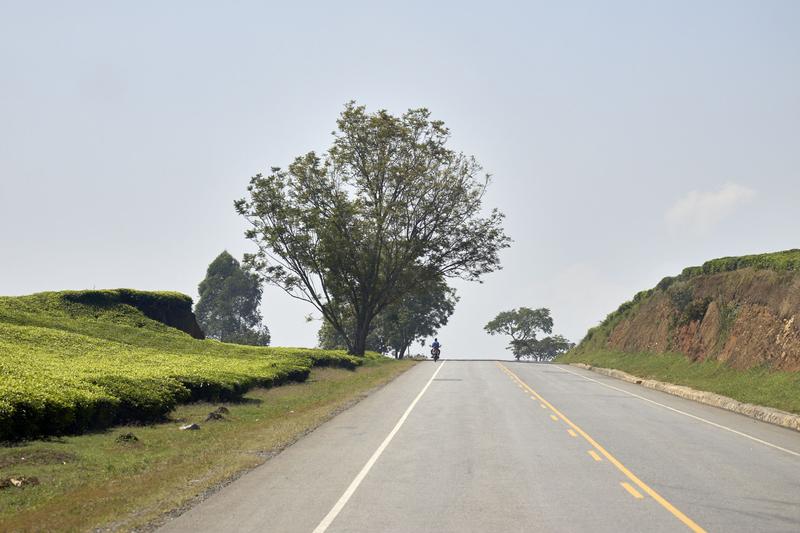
[540,404,547,409]
[497,363,706,533]
[550,414,559,421]
[588,450,602,462]
[621,482,644,499]
[567,429,578,438]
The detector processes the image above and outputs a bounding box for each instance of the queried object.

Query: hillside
[559,250,800,413]
[0,290,359,441]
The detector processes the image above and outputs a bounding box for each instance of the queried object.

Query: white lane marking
[312,361,446,533]
[557,366,800,458]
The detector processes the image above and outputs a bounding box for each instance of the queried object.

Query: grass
[557,350,800,414]
[0,291,360,440]
[0,358,416,532]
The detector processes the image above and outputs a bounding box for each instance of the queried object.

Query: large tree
[484,307,571,361]
[195,251,271,346]
[236,102,510,355]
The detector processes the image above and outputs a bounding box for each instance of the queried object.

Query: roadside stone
[205,411,225,421]
[179,423,200,431]
[214,406,230,414]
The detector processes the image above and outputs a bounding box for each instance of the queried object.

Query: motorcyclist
[431,338,441,359]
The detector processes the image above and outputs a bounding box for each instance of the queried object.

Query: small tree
[522,334,574,361]
[195,251,271,346]
[485,307,570,361]
[236,102,510,355]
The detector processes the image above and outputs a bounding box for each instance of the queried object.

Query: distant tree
[195,251,271,346]
[484,307,570,361]
[236,102,510,355]
[521,334,574,361]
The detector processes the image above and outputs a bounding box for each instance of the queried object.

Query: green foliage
[680,298,712,325]
[716,301,739,349]
[318,275,458,358]
[62,288,193,308]
[195,251,271,346]
[485,308,553,340]
[556,350,800,415]
[511,334,574,361]
[666,284,711,328]
[0,291,359,441]
[317,318,386,353]
[61,289,204,338]
[236,102,510,355]
[485,307,571,360]
[654,249,800,292]
[669,284,694,313]
[378,277,458,358]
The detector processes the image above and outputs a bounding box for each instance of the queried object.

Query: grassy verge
[557,350,800,414]
[0,358,415,532]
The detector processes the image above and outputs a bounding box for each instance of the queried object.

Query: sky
[1,1,798,357]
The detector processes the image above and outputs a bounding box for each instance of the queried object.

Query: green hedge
[656,249,800,292]
[0,292,360,441]
[62,289,205,339]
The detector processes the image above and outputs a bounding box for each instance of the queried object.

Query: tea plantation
[0,290,359,440]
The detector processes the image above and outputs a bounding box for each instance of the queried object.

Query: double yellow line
[497,363,706,533]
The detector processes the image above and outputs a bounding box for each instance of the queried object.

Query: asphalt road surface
[160,361,800,532]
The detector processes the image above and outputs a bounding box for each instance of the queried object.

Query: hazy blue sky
[1,1,798,356]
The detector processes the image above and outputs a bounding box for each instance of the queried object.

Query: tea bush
[0,291,360,440]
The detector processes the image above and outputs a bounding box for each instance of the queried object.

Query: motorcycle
[430,347,440,362]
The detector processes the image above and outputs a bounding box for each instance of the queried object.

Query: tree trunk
[351,334,366,356]
[350,317,370,356]
[398,344,408,359]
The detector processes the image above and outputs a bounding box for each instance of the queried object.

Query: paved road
[160,361,800,532]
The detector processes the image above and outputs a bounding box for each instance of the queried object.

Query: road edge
[568,363,800,433]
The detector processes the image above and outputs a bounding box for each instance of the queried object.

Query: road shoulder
[568,362,800,433]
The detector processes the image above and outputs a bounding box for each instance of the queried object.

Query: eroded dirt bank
[582,264,800,371]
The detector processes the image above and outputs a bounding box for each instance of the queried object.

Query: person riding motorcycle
[430,339,441,361]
